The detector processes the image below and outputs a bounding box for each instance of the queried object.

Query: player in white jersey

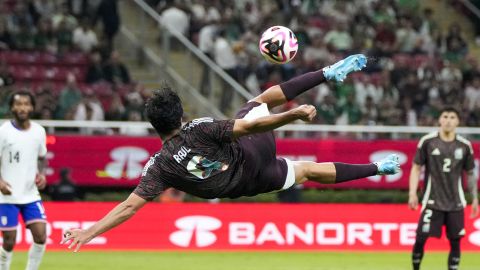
[0,91,48,270]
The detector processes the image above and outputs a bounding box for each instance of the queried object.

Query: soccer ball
[259,26,298,64]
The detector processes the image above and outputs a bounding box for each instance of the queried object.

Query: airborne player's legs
[250,54,367,110]
[234,54,399,192]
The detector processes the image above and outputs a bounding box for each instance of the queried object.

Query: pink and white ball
[259,26,298,64]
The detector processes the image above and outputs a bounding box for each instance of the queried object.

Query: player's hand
[295,105,317,122]
[471,198,479,218]
[61,229,92,252]
[35,174,47,190]
[0,179,12,195]
[408,193,418,210]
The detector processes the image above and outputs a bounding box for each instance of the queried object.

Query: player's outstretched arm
[232,104,316,139]
[467,170,479,218]
[61,193,147,252]
[408,163,422,210]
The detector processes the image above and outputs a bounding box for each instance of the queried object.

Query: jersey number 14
[9,151,20,163]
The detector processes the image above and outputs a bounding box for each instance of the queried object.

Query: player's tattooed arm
[408,163,422,210]
[35,156,47,190]
[467,170,479,218]
[62,192,148,252]
[232,105,316,138]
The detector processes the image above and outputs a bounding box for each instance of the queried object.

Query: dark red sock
[333,162,378,183]
[279,70,326,101]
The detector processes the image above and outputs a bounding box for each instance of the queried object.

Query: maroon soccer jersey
[414,132,475,211]
[133,112,287,200]
[134,103,289,200]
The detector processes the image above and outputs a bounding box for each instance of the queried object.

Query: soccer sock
[279,70,326,101]
[333,163,377,183]
[448,239,461,270]
[412,235,428,270]
[0,246,13,270]
[25,243,46,270]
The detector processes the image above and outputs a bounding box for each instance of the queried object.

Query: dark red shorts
[416,208,465,239]
[234,102,295,194]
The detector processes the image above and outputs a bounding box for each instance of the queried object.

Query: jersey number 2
[443,158,451,172]
[9,151,20,163]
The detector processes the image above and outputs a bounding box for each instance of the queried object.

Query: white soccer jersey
[0,121,47,204]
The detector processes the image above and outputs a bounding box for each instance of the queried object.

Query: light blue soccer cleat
[374,154,400,175]
[322,54,367,82]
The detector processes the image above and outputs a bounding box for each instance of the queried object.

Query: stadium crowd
[153,0,480,128]
[0,0,479,130]
[0,0,151,135]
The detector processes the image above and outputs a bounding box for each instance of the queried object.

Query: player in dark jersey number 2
[62,54,400,251]
[408,108,479,270]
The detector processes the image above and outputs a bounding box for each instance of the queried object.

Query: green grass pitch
[10,251,480,270]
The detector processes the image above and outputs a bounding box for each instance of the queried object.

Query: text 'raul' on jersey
[182,118,214,130]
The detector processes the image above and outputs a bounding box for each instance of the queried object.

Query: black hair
[439,106,460,119]
[145,85,183,136]
[9,91,36,109]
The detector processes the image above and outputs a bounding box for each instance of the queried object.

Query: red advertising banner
[7,203,480,251]
[46,136,480,189]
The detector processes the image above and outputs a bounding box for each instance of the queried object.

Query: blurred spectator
[66,0,89,19]
[395,16,418,53]
[34,18,56,52]
[439,60,462,82]
[324,22,353,52]
[56,73,82,119]
[85,51,106,84]
[119,111,149,136]
[74,90,106,134]
[33,0,57,21]
[55,19,73,53]
[316,94,340,125]
[105,92,125,120]
[158,2,189,36]
[464,77,480,111]
[303,34,331,67]
[338,92,362,125]
[6,3,34,33]
[49,167,82,201]
[0,19,13,50]
[0,60,15,87]
[124,91,144,117]
[361,96,379,125]
[377,99,401,126]
[95,0,120,52]
[419,8,438,36]
[104,50,130,84]
[73,18,98,52]
[34,81,56,118]
[198,19,219,96]
[372,1,396,25]
[374,22,396,56]
[52,2,77,30]
[13,19,35,50]
[214,28,238,111]
[444,23,468,63]
[0,60,14,118]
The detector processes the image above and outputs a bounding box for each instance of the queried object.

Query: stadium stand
[0,0,145,125]
[1,0,480,129]
[149,0,480,128]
